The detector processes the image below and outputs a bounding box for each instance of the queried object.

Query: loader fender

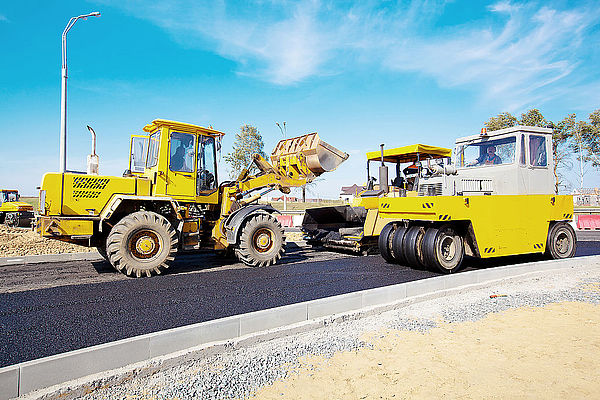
[224,205,280,245]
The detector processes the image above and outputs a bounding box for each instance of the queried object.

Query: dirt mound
[0,225,92,257]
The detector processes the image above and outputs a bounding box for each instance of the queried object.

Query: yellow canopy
[366,144,452,163]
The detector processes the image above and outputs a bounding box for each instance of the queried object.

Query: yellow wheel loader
[36,119,348,277]
[376,126,576,273]
[0,189,35,228]
[302,144,451,254]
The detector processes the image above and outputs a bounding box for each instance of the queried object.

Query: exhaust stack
[86,125,99,175]
[379,144,389,194]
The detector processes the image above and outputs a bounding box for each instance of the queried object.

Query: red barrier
[276,215,294,227]
[577,215,600,230]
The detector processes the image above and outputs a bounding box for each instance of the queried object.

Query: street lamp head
[90,12,101,17]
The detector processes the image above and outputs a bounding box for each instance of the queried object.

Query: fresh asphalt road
[1,233,599,367]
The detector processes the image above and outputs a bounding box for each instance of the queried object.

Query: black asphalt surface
[1,236,599,367]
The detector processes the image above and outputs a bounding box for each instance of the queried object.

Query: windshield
[456,136,516,168]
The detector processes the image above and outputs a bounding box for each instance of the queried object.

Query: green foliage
[519,109,549,128]
[224,124,267,178]
[574,110,600,168]
[484,112,517,131]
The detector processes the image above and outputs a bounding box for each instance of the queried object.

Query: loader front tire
[106,211,178,277]
[235,213,284,267]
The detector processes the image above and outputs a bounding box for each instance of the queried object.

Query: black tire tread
[106,211,178,277]
[235,213,285,267]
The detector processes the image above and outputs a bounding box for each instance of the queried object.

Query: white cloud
[101,0,600,109]
[489,1,521,14]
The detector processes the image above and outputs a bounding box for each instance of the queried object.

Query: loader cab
[0,190,19,205]
[454,125,554,195]
[140,119,224,204]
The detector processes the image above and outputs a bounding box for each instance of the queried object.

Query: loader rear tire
[378,223,396,263]
[403,225,426,269]
[106,211,178,277]
[235,213,284,267]
[546,222,576,259]
[422,226,464,274]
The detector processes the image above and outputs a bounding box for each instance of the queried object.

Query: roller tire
[106,211,178,277]
[378,222,396,263]
[402,225,426,269]
[390,226,408,265]
[235,213,285,267]
[422,225,464,274]
[545,222,576,259]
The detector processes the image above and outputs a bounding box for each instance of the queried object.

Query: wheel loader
[36,119,348,277]
[0,189,35,227]
[302,144,452,254]
[376,126,576,273]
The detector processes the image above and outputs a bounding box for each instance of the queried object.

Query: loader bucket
[271,132,349,178]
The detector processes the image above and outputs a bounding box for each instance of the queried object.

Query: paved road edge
[1,255,599,399]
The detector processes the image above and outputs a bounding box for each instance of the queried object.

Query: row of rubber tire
[378,223,466,273]
[378,221,577,274]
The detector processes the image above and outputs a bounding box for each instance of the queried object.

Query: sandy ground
[253,299,600,400]
[0,225,90,257]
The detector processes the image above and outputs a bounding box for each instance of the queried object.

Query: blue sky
[1,0,599,197]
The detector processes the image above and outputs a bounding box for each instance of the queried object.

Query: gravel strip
[63,265,600,400]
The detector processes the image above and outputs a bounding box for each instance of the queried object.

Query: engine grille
[460,178,493,193]
[73,177,110,190]
[418,182,443,196]
[73,190,102,199]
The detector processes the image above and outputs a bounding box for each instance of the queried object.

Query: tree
[224,124,267,178]
[549,115,575,193]
[577,109,600,168]
[519,109,548,128]
[484,112,517,131]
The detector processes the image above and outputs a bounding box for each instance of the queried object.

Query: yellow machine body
[0,189,35,227]
[302,144,452,253]
[37,119,348,274]
[378,194,573,257]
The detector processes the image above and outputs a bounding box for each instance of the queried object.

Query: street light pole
[60,12,100,173]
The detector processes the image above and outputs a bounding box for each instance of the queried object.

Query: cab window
[130,136,148,173]
[147,132,160,168]
[197,137,217,193]
[169,132,195,173]
[529,135,547,167]
[458,136,516,168]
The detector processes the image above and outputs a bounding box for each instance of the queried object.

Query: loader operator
[170,134,194,172]
[468,145,501,166]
